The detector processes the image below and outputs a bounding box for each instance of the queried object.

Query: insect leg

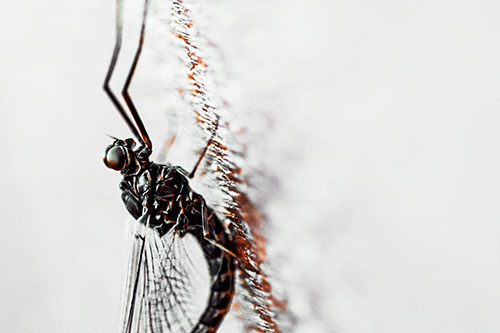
[201,199,209,238]
[204,238,237,259]
[121,0,153,149]
[202,208,237,259]
[188,116,219,178]
[103,0,144,145]
[120,180,143,220]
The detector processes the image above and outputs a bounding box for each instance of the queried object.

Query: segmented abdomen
[191,211,236,333]
[192,249,235,333]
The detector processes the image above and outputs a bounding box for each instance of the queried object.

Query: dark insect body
[102,0,236,332]
[104,140,236,332]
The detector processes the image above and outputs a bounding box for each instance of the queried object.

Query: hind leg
[188,116,219,178]
[201,204,237,259]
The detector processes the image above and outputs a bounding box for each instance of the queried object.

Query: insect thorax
[120,163,206,237]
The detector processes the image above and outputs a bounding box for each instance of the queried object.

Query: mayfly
[102,0,236,332]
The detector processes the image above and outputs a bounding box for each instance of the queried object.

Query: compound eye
[104,146,128,171]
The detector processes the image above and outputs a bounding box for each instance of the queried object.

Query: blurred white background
[1,0,500,332]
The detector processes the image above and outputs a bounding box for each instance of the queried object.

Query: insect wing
[121,218,211,333]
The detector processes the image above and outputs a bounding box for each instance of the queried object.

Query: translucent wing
[121,217,210,333]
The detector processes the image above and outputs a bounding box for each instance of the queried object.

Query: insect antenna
[121,0,153,150]
[103,0,145,147]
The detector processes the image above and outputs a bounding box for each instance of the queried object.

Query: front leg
[119,180,143,219]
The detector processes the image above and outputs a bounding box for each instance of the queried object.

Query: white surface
[1,0,499,332]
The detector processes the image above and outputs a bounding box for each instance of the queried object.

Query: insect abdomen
[192,250,235,333]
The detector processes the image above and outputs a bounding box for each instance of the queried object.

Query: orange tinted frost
[172,1,286,331]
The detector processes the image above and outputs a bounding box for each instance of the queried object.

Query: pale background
[1,0,499,332]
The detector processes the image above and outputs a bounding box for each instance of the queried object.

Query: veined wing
[121,217,211,333]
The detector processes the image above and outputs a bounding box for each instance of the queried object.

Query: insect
[102,0,236,332]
